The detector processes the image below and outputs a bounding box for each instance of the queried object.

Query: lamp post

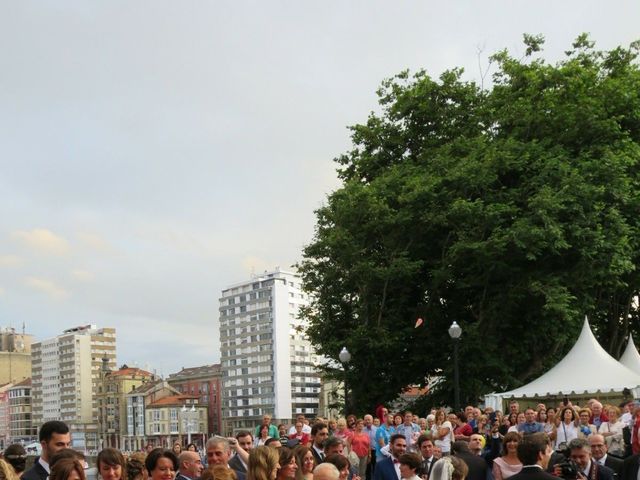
[448,321,462,412]
[338,347,351,415]
[181,405,197,445]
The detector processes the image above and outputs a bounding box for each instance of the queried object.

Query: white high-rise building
[219,268,321,433]
[32,325,116,449]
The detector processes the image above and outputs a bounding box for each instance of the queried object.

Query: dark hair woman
[145,449,178,480]
[492,432,522,480]
[98,448,127,480]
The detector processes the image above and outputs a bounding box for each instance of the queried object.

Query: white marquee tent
[619,335,640,375]
[484,319,640,410]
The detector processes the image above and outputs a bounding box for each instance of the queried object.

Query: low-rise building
[167,364,222,434]
[97,363,153,449]
[146,395,208,449]
[8,378,36,445]
[125,379,179,451]
[0,383,12,449]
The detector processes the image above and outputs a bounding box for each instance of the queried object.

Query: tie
[393,459,399,464]
[320,453,325,461]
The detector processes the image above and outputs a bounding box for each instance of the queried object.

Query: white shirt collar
[39,458,51,474]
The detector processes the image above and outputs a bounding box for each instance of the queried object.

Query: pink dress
[492,457,523,480]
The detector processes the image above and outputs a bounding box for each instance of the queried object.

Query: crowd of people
[4,399,640,480]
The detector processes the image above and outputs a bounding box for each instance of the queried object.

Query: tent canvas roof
[620,335,640,375]
[485,319,640,409]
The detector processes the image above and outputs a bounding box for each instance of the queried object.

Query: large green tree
[298,35,640,412]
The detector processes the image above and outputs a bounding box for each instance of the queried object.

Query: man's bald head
[314,463,340,480]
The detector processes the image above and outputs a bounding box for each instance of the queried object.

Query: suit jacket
[311,447,324,466]
[508,465,558,480]
[590,462,614,480]
[229,455,248,475]
[622,454,640,480]
[373,457,398,480]
[603,455,623,479]
[176,474,192,480]
[421,456,436,480]
[22,461,48,480]
[454,452,488,480]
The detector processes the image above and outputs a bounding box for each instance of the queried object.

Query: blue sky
[1,0,638,375]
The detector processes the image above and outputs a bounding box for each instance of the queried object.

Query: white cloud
[76,232,116,254]
[71,269,94,282]
[0,255,22,267]
[12,229,70,256]
[23,276,70,300]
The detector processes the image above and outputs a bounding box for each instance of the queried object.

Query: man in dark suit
[621,454,640,480]
[229,431,253,474]
[310,423,330,465]
[374,434,407,480]
[417,435,436,480]
[564,438,614,480]
[451,441,488,480]
[590,435,623,479]
[176,451,204,480]
[206,437,246,480]
[23,421,71,480]
[509,433,557,480]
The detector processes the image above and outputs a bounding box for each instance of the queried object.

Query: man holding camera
[554,438,614,480]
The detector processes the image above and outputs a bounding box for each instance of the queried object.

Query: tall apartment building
[219,268,321,434]
[0,326,33,385]
[32,325,116,450]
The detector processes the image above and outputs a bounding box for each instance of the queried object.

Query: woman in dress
[600,406,626,457]
[398,454,422,480]
[294,446,315,480]
[492,432,522,480]
[248,446,281,480]
[348,419,370,479]
[432,409,453,456]
[554,407,578,450]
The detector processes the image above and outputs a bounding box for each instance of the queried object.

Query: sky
[1,1,638,376]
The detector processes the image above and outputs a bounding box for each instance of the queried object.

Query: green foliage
[298,35,640,412]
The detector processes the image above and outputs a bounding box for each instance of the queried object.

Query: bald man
[314,463,340,480]
[176,451,204,480]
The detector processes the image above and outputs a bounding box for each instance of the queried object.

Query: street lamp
[181,405,197,445]
[448,321,462,412]
[338,347,351,415]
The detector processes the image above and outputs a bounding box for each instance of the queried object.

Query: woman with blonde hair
[248,446,281,480]
[577,408,596,438]
[294,446,315,480]
[0,459,19,480]
[600,405,626,457]
[432,409,453,456]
